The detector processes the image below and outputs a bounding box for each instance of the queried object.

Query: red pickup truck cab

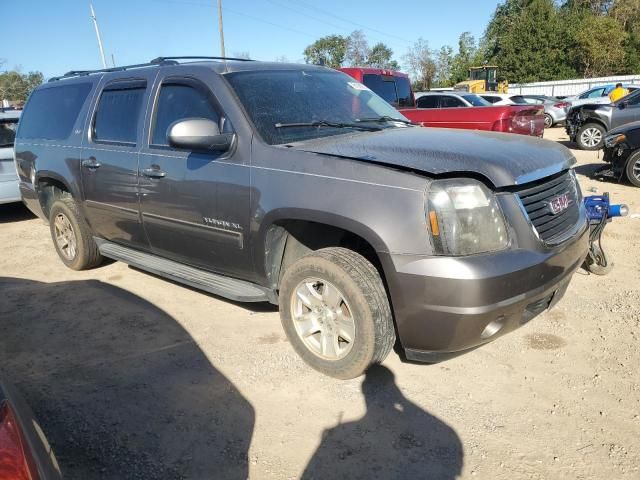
[340,67,544,137]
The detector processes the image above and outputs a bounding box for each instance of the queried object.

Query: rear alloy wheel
[544,114,554,129]
[577,123,605,150]
[625,151,640,187]
[49,198,103,270]
[279,247,395,379]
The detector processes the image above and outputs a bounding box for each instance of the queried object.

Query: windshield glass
[225,69,408,145]
[0,119,18,147]
[461,94,491,106]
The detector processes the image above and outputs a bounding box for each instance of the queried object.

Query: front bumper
[383,221,589,363]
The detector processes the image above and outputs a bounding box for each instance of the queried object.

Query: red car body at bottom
[339,67,545,137]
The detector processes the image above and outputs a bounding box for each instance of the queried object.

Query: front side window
[225,69,408,145]
[417,96,439,109]
[94,83,146,144]
[581,88,605,99]
[462,95,491,106]
[152,83,220,146]
[0,119,19,147]
[440,96,465,108]
[17,83,92,141]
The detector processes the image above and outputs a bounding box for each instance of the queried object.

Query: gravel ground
[1,127,639,480]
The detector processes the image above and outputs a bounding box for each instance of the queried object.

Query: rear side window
[482,96,500,104]
[151,83,220,146]
[17,83,92,140]
[362,74,398,106]
[416,96,438,109]
[0,119,19,147]
[508,95,528,104]
[93,82,146,144]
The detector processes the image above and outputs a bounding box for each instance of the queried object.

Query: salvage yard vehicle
[16,57,588,379]
[341,69,545,137]
[563,84,639,111]
[566,88,640,150]
[0,109,21,204]
[601,120,640,187]
[0,377,62,480]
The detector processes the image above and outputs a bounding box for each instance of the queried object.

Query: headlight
[604,133,626,148]
[427,179,509,255]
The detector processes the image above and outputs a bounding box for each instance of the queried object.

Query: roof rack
[49,56,254,82]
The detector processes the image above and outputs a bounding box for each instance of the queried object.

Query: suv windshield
[0,119,19,147]
[225,69,408,145]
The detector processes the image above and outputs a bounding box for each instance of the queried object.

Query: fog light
[481,316,506,339]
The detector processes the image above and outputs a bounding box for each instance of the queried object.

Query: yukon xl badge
[549,193,570,215]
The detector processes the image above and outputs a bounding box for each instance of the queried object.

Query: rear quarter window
[17,83,92,141]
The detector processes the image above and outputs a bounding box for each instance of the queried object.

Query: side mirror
[618,101,628,110]
[167,118,234,152]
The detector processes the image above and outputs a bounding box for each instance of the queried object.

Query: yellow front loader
[454,66,508,94]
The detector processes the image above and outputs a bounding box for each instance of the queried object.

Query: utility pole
[90,3,107,68]
[217,0,225,58]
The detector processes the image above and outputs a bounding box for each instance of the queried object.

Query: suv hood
[289,127,575,187]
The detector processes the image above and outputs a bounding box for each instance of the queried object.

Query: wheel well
[267,220,383,290]
[580,119,607,131]
[37,178,71,220]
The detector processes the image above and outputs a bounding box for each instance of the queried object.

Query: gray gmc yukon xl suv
[15,57,589,379]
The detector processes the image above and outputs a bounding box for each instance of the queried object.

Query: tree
[450,32,479,84]
[345,30,370,67]
[403,38,436,90]
[303,35,348,68]
[434,45,454,86]
[368,42,399,69]
[575,15,628,76]
[0,70,44,102]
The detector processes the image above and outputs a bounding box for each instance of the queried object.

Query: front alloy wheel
[577,123,605,150]
[291,278,356,360]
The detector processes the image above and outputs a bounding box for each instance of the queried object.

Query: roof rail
[48,56,253,82]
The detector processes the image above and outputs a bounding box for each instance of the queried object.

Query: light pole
[90,3,107,68]
[217,0,225,58]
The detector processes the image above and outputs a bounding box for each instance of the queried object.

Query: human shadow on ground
[0,277,254,480]
[302,365,463,480]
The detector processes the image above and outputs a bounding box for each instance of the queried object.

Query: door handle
[142,166,167,179]
[81,157,101,169]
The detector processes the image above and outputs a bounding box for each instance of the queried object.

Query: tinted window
[416,96,439,109]
[462,95,491,106]
[625,90,640,105]
[482,96,501,104]
[0,119,19,147]
[93,84,145,144]
[395,77,413,107]
[580,88,605,99]
[362,74,398,106]
[226,69,407,145]
[508,95,529,104]
[440,96,465,108]
[17,83,92,140]
[152,83,220,146]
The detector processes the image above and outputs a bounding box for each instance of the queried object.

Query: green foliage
[0,70,44,102]
[368,43,398,69]
[402,38,437,90]
[303,35,348,68]
[574,15,627,76]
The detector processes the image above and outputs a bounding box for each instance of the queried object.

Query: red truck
[340,67,544,137]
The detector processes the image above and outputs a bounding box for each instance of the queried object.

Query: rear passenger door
[81,72,156,249]
[138,74,252,278]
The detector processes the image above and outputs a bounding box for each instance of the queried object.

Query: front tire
[49,197,103,270]
[279,247,395,379]
[577,123,605,150]
[625,150,640,187]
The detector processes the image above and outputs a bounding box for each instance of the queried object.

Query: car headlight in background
[604,133,626,148]
[427,179,509,255]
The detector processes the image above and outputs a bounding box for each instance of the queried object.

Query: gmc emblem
[549,193,570,215]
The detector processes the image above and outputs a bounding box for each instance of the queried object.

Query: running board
[95,239,272,303]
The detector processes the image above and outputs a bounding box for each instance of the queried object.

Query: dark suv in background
[15,57,588,379]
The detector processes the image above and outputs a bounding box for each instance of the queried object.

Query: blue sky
[3,0,495,79]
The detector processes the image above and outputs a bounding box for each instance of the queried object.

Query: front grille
[516,171,580,244]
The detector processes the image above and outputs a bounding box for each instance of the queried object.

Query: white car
[480,93,530,106]
[564,84,639,111]
[0,109,21,204]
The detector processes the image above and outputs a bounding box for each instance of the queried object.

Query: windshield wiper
[274,120,381,131]
[355,116,416,125]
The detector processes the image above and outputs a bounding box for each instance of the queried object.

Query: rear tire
[544,114,553,129]
[625,150,640,187]
[577,123,605,150]
[279,247,395,379]
[49,197,103,270]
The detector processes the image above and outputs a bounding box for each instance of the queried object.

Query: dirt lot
[1,127,639,480]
